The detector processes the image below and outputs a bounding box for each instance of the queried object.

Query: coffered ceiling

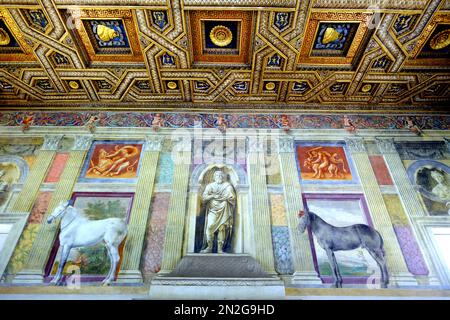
[0,0,449,112]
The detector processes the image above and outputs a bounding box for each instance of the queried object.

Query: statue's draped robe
[202,181,236,247]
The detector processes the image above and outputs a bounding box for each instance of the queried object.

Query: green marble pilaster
[13,135,92,284]
[117,136,163,283]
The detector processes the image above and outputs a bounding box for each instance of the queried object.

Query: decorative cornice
[144,135,164,152]
[0,112,447,130]
[278,137,295,153]
[71,135,93,151]
[345,137,366,153]
[247,137,265,153]
[375,137,397,154]
[41,134,63,151]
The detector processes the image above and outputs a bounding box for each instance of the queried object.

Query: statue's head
[431,170,446,184]
[213,170,225,184]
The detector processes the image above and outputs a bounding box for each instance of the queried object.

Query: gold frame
[298,12,372,66]
[407,13,450,67]
[70,9,143,63]
[189,10,253,65]
[0,8,35,62]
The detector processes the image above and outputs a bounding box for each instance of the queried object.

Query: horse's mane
[67,206,89,221]
[307,211,327,225]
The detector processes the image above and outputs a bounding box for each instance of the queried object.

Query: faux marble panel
[5,191,52,275]
[271,226,294,275]
[141,193,170,275]
[270,194,287,226]
[155,153,174,185]
[369,155,394,186]
[44,152,69,183]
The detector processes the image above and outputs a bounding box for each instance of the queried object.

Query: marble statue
[200,170,236,254]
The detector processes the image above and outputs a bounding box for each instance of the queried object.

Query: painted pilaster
[376,138,426,218]
[13,135,92,284]
[247,137,276,274]
[117,136,163,283]
[376,138,443,285]
[159,140,191,274]
[278,137,321,285]
[346,138,416,286]
[11,135,63,212]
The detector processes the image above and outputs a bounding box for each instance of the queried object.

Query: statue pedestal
[149,254,285,299]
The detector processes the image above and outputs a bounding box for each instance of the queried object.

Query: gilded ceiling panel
[0,0,448,112]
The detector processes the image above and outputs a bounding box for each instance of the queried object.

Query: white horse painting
[47,201,128,286]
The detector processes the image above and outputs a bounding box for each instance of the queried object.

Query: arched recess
[184,163,251,255]
[0,155,29,210]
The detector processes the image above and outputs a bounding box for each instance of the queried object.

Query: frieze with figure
[296,142,358,184]
[79,140,144,183]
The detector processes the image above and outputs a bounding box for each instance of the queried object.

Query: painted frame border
[78,140,145,184]
[406,159,450,214]
[295,140,360,185]
[43,192,134,283]
[69,8,143,63]
[302,193,374,285]
[414,216,450,288]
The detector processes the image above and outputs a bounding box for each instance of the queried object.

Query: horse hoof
[102,280,111,286]
[50,279,60,286]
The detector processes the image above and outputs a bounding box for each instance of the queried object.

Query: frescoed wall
[0,113,448,299]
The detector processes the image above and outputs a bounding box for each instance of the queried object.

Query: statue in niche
[200,170,236,254]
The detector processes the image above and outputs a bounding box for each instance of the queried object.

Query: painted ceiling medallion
[265,82,276,90]
[361,84,372,93]
[209,25,233,47]
[430,29,450,50]
[0,28,10,46]
[322,27,343,45]
[69,81,80,90]
[167,81,178,90]
[96,24,119,42]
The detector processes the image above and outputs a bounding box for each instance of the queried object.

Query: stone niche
[186,164,247,255]
[149,163,284,299]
